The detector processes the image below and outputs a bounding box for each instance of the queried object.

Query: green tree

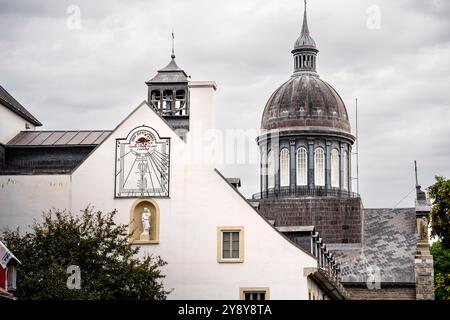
[430,241,450,300]
[427,176,450,248]
[2,208,169,300]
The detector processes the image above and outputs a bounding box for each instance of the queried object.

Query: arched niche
[129,198,160,244]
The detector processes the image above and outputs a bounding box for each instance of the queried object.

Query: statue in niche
[140,207,151,240]
[417,216,429,242]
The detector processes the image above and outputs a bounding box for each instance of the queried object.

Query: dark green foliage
[430,241,450,300]
[427,176,450,248]
[2,208,169,300]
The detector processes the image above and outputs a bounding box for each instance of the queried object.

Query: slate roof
[146,58,188,83]
[330,208,418,284]
[0,85,42,126]
[7,130,112,147]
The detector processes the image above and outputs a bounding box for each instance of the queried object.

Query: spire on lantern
[292,0,319,75]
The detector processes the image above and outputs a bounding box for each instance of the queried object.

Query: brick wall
[344,285,416,300]
[285,232,312,252]
[258,197,362,244]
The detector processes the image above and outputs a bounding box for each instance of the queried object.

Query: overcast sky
[1,0,449,208]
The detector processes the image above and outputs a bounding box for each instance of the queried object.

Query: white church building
[0,38,348,299]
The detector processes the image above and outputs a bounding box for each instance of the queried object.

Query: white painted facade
[0,104,36,145]
[0,82,321,300]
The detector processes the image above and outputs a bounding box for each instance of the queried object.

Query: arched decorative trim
[280,148,290,187]
[129,198,160,244]
[331,149,340,188]
[296,147,308,186]
[314,147,325,187]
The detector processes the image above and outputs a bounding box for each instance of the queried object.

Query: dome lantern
[292,0,319,76]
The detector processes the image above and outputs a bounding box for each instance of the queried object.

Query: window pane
[315,148,325,186]
[331,149,339,187]
[223,232,231,258]
[280,149,290,187]
[244,292,266,301]
[343,151,349,190]
[296,148,307,186]
[222,231,240,259]
[232,232,240,258]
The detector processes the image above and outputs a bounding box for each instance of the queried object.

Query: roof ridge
[0,85,42,126]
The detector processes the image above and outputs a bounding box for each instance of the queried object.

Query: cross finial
[171,29,175,59]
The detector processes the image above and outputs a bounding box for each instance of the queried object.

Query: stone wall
[345,285,417,300]
[344,284,416,300]
[258,197,362,244]
[285,232,312,252]
[415,243,435,300]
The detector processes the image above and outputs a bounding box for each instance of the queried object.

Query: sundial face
[115,126,170,198]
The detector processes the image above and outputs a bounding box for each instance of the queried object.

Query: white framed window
[343,150,349,190]
[280,149,290,187]
[331,149,339,188]
[240,288,270,300]
[296,148,308,186]
[314,148,325,186]
[217,227,244,263]
[267,150,275,189]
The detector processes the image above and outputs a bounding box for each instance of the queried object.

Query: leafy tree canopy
[430,241,450,300]
[427,176,450,248]
[2,208,169,300]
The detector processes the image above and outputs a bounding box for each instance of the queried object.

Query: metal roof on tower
[260,1,352,135]
[293,0,317,51]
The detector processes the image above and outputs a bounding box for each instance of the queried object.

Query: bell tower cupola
[145,31,190,134]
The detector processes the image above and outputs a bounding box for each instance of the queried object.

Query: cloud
[0,0,449,207]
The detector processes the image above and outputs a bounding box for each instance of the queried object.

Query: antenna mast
[355,98,360,194]
[414,160,419,187]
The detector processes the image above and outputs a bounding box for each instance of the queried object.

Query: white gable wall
[1,83,318,299]
[69,85,317,299]
[0,175,71,231]
[0,105,35,145]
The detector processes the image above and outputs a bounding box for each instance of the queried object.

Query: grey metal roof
[0,85,42,126]
[146,58,188,83]
[293,2,317,51]
[330,208,418,283]
[7,130,112,147]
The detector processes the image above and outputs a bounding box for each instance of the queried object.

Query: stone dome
[261,75,351,133]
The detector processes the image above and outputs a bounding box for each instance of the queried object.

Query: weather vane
[171,29,175,59]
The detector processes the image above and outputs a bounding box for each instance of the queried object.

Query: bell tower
[145,31,190,135]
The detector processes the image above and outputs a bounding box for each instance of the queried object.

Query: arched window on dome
[296,148,307,186]
[280,149,290,187]
[267,150,275,189]
[314,148,325,187]
[343,151,349,191]
[331,149,340,188]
